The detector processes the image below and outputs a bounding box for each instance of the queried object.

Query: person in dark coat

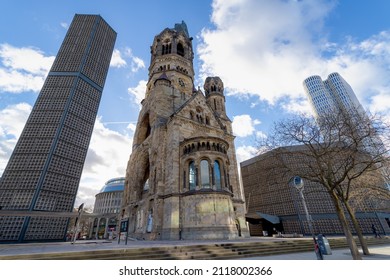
[371,224,381,238]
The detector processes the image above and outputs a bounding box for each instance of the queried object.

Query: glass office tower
[303,72,365,118]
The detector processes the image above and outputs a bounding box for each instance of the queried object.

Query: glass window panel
[214,161,222,190]
[189,161,196,190]
[200,160,210,188]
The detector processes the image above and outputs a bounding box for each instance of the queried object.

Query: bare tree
[349,173,390,212]
[260,108,390,260]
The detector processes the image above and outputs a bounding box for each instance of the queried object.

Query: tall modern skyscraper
[0,14,116,242]
[303,72,365,118]
[304,73,390,189]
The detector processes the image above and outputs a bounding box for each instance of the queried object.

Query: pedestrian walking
[371,224,381,238]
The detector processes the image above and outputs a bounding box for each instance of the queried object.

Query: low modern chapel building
[241,146,390,237]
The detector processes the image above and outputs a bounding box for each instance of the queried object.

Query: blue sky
[1,0,390,207]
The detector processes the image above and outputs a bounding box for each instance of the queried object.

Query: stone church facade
[122,22,249,240]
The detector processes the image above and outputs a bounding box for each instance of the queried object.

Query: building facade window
[182,139,230,192]
[177,42,185,56]
[200,160,210,188]
[189,161,196,190]
[214,160,222,190]
[146,209,153,233]
[162,42,172,55]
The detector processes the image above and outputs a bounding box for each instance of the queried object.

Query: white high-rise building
[304,72,390,189]
[303,72,365,118]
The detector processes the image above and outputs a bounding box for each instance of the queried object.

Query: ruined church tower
[122,22,248,240]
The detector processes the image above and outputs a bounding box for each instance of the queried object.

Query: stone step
[0,236,388,260]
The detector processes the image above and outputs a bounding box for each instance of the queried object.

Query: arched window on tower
[162,42,172,55]
[189,161,196,190]
[177,42,185,57]
[134,113,151,146]
[142,163,150,196]
[200,160,210,188]
[214,161,222,190]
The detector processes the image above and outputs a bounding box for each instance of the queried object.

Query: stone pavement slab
[239,244,390,260]
[0,237,389,260]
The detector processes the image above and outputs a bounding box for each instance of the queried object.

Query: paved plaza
[241,244,390,260]
[0,237,389,260]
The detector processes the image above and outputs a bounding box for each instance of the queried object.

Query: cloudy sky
[1,0,390,207]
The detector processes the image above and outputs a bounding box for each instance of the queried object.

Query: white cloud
[60,22,69,29]
[110,47,145,72]
[198,0,390,115]
[199,0,335,103]
[0,102,32,138]
[127,123,137,132]
[232,114,260,137]
[0,103,32,174]
[0,43,54,93]
[280,97,314,116]
[369,92,390,114]
[0,43,54,74]
[0,68,47,93]
[255,131,267,140]
[76,118,133,207]
[110,47,145,73]
[235,145,258,164]
[0,105,133,208]
[124,48,145,73]
[128,79,147,108]
[131,56,145,73]
[326,31,390,107]
[110,49,127,68]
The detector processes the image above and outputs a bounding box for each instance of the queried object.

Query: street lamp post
[290,176,323,260]
[71,203,84,244]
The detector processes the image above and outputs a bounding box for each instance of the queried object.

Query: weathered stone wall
[122,22,249,240]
